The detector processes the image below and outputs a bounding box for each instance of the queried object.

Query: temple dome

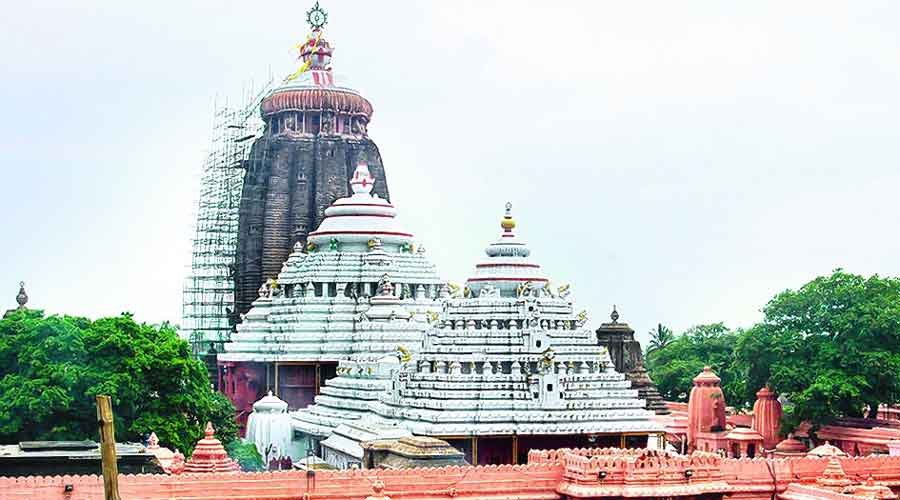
[774,436,808,456]
[307,162,411,248]
[808,441,848,458]
[465,203,549,297]
[252,391,289,414]
[261,28,373,121]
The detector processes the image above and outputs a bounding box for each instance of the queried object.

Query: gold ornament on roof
[397,345,412,364]
[576,310,588,326]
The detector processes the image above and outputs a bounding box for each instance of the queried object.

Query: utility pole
[96,395,121,500]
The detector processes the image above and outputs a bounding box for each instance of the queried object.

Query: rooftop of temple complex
[360,205,661,437]
[220,162,443,364]
[260,3,374,131]
[292,352,408,439]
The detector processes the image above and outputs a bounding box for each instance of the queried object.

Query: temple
[219,161,443,432]
[3,282,28,318]
[235,3,391,318]
[290,205,663,465]
[595,307,669,415]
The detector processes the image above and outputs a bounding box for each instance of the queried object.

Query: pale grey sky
[2,1,898,345]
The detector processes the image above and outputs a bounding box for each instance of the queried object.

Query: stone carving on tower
[235,3,390,317]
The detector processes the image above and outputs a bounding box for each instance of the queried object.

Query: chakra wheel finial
[306,1,328,30]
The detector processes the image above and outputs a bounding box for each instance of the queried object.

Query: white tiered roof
[363,206,662,437]
[292,353,405,438]
[219,162,444,364]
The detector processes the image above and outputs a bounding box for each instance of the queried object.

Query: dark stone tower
[596,306,670,415]
[235,20,389,316]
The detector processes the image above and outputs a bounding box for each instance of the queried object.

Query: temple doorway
[477,437,514,465]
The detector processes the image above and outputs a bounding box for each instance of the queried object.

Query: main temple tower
[235,3,389,316]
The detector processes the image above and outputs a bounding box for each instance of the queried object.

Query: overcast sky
[2,1,899,345]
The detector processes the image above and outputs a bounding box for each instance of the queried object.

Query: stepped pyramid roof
[360,205,662,437]
[183,423,240,473]
[220,162,443,363]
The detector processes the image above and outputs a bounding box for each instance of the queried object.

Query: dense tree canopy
[0,310,236,454]
[645,323,745,405]
[744,270,900,428]
[646,270,900,431]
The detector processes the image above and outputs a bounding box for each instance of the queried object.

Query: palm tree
[647,323,674,353]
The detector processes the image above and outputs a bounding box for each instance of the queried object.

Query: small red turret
[183,422,240,473]
[751,386,783,451]
[687,366,727,450]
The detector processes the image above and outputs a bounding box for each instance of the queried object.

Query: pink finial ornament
[148,432,160,449]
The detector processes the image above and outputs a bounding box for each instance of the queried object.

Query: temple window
[314,282,323,297]
[327,283,337,297]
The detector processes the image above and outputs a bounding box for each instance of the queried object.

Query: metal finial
[610,305,619,323]
[16,282,28,309]
[306,1,328,30]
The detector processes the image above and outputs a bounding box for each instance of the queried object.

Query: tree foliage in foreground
[0,310,236,455]
[646,270,900,431]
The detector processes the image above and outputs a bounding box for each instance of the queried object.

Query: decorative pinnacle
[610,305,619,323]
[204,421,215,439]
[306,1,328,30]
[16,281,27,309]
[500,202,516,232]
[350,161,375,195]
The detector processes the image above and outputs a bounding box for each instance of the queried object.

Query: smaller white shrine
[245,392,298,464]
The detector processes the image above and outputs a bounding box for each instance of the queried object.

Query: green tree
[647,323,675,354]
[645,323,748,407]
[734,270,900,430]
[225,440,265,471]
[0,309,236,455]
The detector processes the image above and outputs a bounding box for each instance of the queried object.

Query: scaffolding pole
[182,79,274,355]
